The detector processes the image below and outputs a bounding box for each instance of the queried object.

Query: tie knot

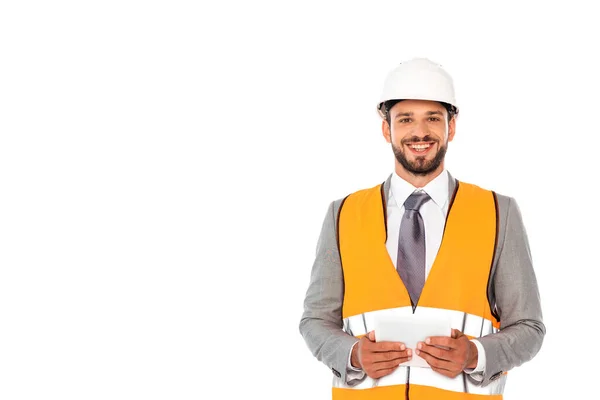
[404,191,431,211]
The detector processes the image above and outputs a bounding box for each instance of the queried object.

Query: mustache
[401,135,438,144]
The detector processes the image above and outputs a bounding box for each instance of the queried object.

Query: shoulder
[494,192,516,217]
[329,197,346,220]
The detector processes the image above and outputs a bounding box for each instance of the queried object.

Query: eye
[428,117,441,122]
[398,118,412,123]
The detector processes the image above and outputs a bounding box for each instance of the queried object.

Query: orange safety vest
[333,181,506,400]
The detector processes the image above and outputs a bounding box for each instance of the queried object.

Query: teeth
[409,144,430,150]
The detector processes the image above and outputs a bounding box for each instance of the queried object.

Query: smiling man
[299,58,545,400]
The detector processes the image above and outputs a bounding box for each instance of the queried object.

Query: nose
[412,120,431,138]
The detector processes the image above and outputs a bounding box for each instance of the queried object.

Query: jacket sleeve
[477,196,546,386]
[299,200,365,385]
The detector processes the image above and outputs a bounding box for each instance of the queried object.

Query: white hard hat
[377,58,458,119]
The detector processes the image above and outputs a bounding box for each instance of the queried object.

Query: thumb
[367,330,376,342]
[451,329,464,339]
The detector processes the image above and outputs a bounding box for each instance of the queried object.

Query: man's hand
[351,331,411,379]
[415,329,478,378]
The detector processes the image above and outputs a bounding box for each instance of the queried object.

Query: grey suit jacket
[299,172,545,387]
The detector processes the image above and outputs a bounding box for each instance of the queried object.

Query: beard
[392,135,447,176]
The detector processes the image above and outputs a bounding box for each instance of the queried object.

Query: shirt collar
[390,169,450,211]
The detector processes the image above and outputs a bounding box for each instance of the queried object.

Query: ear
[382,119,392,143]
[447,116,456,142]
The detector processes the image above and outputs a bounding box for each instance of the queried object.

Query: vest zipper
[405,366,410,400]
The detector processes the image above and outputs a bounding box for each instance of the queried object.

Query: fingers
[372,349,412,364]
[416,342,452,361]
[416,347,454,371]
[371,342,406,352]
[362,348,411,366]
[372,354,411,370]
[416,337,466,379]
[362,349,412,380]
[424,336,458,350]
[362,335,405,353]
[427,329,464,348]
[364,331,405,351]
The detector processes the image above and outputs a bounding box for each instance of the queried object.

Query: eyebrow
[426,111,444,116]
[394,110,444,119]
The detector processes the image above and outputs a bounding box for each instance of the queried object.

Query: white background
[1,1,598,399]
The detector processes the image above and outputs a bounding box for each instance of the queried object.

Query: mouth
[405,142,436,155]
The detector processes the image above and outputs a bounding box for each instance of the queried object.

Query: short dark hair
[383,99,458,125]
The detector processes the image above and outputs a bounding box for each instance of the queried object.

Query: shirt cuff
[463,339,486,379]
[347,341,362,372]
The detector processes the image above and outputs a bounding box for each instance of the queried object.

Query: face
[382,100,456,176]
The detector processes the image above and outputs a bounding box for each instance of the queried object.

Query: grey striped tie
[397,191,431,307]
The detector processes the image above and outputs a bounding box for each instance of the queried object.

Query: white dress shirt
[347,169,486,381]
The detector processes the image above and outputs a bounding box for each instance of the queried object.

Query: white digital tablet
[374,314,452,368]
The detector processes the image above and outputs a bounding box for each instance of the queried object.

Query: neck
[395,162,445,188]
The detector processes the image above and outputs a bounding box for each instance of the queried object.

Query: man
[299,58,545,399]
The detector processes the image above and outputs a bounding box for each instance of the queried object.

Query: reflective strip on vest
[333,368,506,397]
[335,305,504,395]
[343,306,498,339]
